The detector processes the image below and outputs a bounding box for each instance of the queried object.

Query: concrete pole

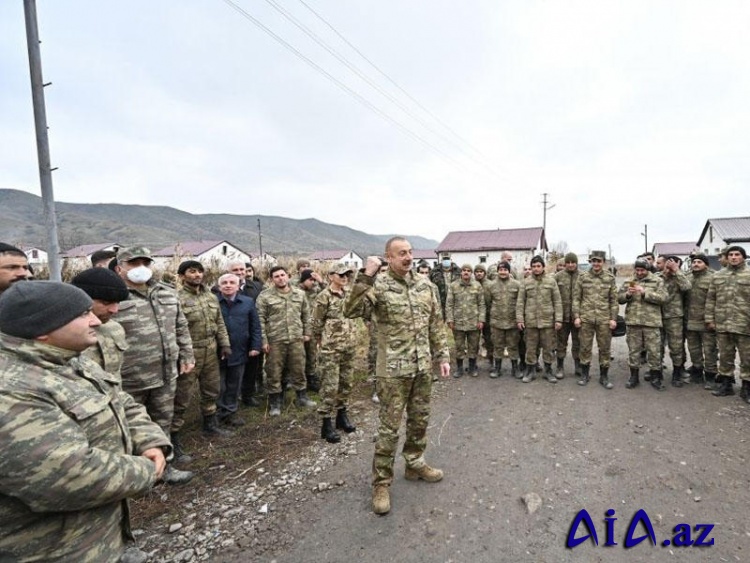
[24,0,62,281]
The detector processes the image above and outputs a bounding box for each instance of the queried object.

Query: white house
[22,246,49,268]
[697,217,750,256]
[152,240,252,270]
[308,249,363,271]
[436,228,547,268]
[412,249,438,269]
[61,242,121,270]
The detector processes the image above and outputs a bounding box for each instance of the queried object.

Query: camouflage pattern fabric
[579,322,612,367]
[573,269,618,368]
[0,333,169,562]
[256,286,311,345]
[475,276,493,359]
[485,277,521,329]
[705,261,750,336]
[626,326,662,370]
[445,279,485,331]
[686,329,717,373]
[617,273,668,328]
[659,270,691,319]
[524,327,556,365]
[516,273,563,328]
[686,269,714,332]
[556,322,580,361]
[490,327,519,360]
[453,329,481,360]
[265,341,306,394]
[716,332,750,380]
[128,378,178,436]
[316,347,355,417]
[662,316,686,367]
[429,266,460,318]
[554,268,580,323]
[82,319,128,380]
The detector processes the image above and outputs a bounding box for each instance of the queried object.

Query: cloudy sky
[2,0,749,262]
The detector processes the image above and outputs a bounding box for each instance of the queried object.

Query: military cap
[634,258,649,269]
[117,246,152,263]
[589,250,606,261]
[460,263,473,271]
[473,264,487,272]
[329,264,353,276]
[726,245,747,259]
[90,249,117,265]
[177,260,204,275]
[71,268,130,302]
[299,269,315,283]
[564,252,578,263]
[296,259,311,270]
[690,253,709,266]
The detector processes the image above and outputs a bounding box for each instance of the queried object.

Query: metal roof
[61,242,119,257]
[153,240,250,257]
[437,228,545,252]
[652,242,697,256]
[700,217,750,243]
[308,249,360,261]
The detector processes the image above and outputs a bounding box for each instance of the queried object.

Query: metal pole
[257,218,263,266]
[24,0,61,281]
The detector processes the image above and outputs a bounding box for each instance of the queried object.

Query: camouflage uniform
[618,273,668,371]
[256,285,311,394]
[659,270,691,370]
[82,319,128,380]
[573,269,618,368]
[484,276,522,361]
[0,333,169,562]
[313,287,357,417]
[300,284,322,384]
[344,269,449,487]
[115,281,195,435]
[475,274,494,363]
[555,268,581,363]
[429,265,460,318]
[445,278,485,361]
[686,268,718,374]
[173,284,230,431]
[516,272,562,365]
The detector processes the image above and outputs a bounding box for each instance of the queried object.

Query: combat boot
[468,358,479,377]
[372,485,390,515]
[511,360,520,378]
[295,389,317,408]
[320,417,341,443]
[703,371,717,391]
[405,464,444,482]
[170,432,193,465]
[687,365,703,384]
[574,359,582,377]
[489,358,502,378]
[556,357,565,379]
[269,393,282,416]
[453,359,464,378]
[577,364,590,386]
[162,464,194,485]
[521,364,535,383]
[544,363,557,383]
[671,365,684,388]
[202,414,233,437]
[739,381,750,404]
[712,376,735,397]
[599,366,613,389]
[306,373,321,393]
[335,407,356,433]
[649,369,665,391]
[625,367,640,389]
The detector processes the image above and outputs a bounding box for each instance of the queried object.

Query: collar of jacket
[181,283,208,295]
[0,332,79,367]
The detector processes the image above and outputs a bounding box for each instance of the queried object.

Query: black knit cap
[690,253,709,266]
[634,258,649,269]
[71,268,130,303]
[530,255,545,267]
[299,269,314,283]
[726,245,748,259]
[178,260,204,275]
[497,261,511,271]
[0,281,92,339]
[0,243,25,255]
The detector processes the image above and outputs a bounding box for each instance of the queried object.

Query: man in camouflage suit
[429,258,460,319]
[473,264,494,367]
[705,245,750,401]
[516,255,562,383]
[618,258,668,390]
[0,243,31,296]
[685,253,718,389]
[256,265,316,416]
[657,255,692,386]
[313,265,357,444]
[298,269,325,392]
[554,252,582,379]
[176,260,232,440]
[345,237,450,515]
[0,281,170,562]
[484,261,521,378]
[446,264,485,377]
[114,247,195,484]
[573,250,618,388]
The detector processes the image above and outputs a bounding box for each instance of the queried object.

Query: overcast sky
[2,1,749,262]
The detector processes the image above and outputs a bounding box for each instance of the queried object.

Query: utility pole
[541,193,555,258]
[24,0,61,281]
[257,218,263,266]
[641,224,648,253]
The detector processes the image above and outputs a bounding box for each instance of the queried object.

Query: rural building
[697,217,750,257]
[436,228,547,268]
[22,246,49,268]
[61,242,121,270]
[652,242,697,263]
[412,249,438,268]
[308,249,364,271]
[152,240,252,270]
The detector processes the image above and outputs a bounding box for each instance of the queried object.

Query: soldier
[473,264,494,367]
[91,249,117,268]
[429,258,460,319]
[256,265,316,416]
[113,247,195,484]
[0,281,169,562]
[573,250,618,388]
[516,256,562,383]
[298,269,325,392]
[685,253,718,389]
[485,261,521,378]
[345,237,450,515]
[658,255,692,386]
[446,264,485,377]
[705,245,750,401]
[0,243,31,296]
[416,260,432,277]
[175,260,232,438]
[554,252,582,379]
[618,258,668,390]
[313,265,357,443]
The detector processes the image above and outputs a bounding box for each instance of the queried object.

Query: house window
[479,256,487,264]
[709,226,713,243]
[222,245,227,255]
[31,250,38,259]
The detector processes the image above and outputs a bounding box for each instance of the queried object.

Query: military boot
[202,414,233,436]
[556,357,565,379]
[703,371,717,391]
[295,389,317,408]
[577,364,590,386]
[162,464,194,485]
[687,365,703,384]
[671,365,684,388]
[405,464,444,482]
[320,417,341,443]
[511,360,520,378]
[489,358,502,378]
[712,376,735,397]
[544,363,557,383]
[335,408,356,433]
[599,366,613,389]
[574,359,582,377]
[739,381,750,404]
[468,358,479,377]
[372,485,390,515]
[649,369,665,391]
[269,393,282,416]
[625,367,640,389]
[306,372,321,393]
[521,364,535,383]
[453,359,464,378]
[170,432,193,465]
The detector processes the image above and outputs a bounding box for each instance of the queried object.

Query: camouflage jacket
[658,270,692,319]
[554,269,581,322]
[177,284,230,349]
[115,282,195,393]
[573,269,618,324]
[312,287,357,352]
[256,285,311,346]
[516,273,563,328]
[617,272,668,327]
[445,279,486,331]
[344,269,449,378]
[484,277,521,330]
[429,266,461,315]
[82,320,128,381]
[0,334,169,562]
[705,261,750,335]
[685,269,715,331]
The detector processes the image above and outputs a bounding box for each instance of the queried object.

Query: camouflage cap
[117,246,152,263]
[473,264,487,272]
[329,264,353,275]
[460,263,473,271]
[589,250,606,261]
[564,252,578,263]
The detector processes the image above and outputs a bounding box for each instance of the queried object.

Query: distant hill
[0,189,439,257]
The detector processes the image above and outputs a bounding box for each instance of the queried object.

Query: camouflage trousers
[172,345,220,432]
[367,323,377,375]
[304,338,318,378]
[556,322,580,360]
[453,329,480,360]
[481,321,494,360]
[490,326,520,360]
[716,332,750,380]
[316,347,355,418]
[373,371,432,487]
[525,327,555,365]
[686,330,718,373]
[626,326,662,370]
[579,320,612,367]
[266,340,306,394]
[129,376,178,436]
[662,317,686,366]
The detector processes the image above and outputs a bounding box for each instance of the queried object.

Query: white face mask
[126,265,153,284]
[441,259,451,269]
